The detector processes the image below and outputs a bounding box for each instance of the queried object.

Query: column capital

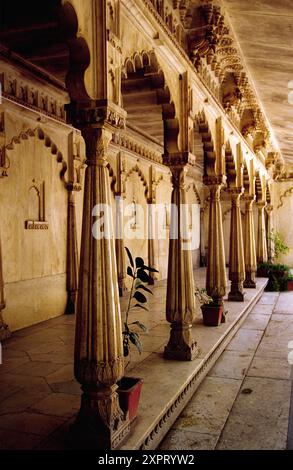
[256,201,267,209]
[242,195,256,203]
[66,100,127,131]
[163,152,192,167]
[203,175,226,187]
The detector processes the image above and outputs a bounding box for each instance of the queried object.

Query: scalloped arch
[124,164,149,200]
[5,126,68,186]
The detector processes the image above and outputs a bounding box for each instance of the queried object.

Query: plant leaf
[125,246,134,268]
[127,266,134,278]
[135,257,144,268]
[137,285,153,295]
[133,291,147,303]
[134,303,149,312]
[143,265,159,273]
[129,332,143,353]
[130,321,148,332]
[137,269,150,283]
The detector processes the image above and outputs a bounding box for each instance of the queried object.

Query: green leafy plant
[268,230,289,262]
[195,287,213,305]
[123,247,159,358]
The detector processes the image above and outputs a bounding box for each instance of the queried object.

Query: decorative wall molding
[277,186,293,210]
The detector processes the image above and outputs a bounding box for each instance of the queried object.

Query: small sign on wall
[25,221,49,230]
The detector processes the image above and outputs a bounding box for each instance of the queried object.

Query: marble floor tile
[0,411,65,436]
[30,392,80,418]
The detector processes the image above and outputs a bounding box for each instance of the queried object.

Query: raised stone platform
[119,273,268,450]
[0,269,267,450]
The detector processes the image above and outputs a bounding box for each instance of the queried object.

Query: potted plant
[118,247,158,422]
[287,274,293,291]
[195,288,224,327]
[265,263,290,292]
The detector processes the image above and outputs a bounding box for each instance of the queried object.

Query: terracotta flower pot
[201,304,223,327]
[287,280,293,291]
[118,377,143,422]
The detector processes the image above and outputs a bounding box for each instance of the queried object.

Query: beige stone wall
[273,181,293,267]
[1,109,72,331]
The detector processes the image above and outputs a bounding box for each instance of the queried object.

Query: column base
[243,278,256,289]
[65,292,77,315]
[164,323,199,361]
[70,384,130,450]
[0,311,11,341]
[0,324,11,342]
[228,290,245,302]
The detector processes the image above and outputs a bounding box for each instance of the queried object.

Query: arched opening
[121,51,180,155]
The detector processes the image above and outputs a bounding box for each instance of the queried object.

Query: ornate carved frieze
[0,71,66,122]
[112,132,163,164]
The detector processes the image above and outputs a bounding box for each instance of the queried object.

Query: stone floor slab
[216,377,291,450]
[159,429,218,451]
[226,329,263,353]
[247,356,292,380]
[208,351,253,380]
[173,377,241,436]
[242,314,271,331]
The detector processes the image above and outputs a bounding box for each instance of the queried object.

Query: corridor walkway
[159,292,293,450]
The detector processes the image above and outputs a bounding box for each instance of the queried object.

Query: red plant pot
[287,280,293,291]
[118,377,143,422]
[201,305,223,327]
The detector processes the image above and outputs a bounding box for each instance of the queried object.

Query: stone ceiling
[221,0,293,163]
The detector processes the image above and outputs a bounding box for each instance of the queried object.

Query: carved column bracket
[72,124,129,449]
[163,164,198,362]
[227,188,245,301]
[204,178,227,306]
[243,196,257,288]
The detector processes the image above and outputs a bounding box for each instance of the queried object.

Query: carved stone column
[205,181,227,305]
[243,196,257,288]
[147,198,156,285]
[73,126,129,449]
[266,204,274,262]
[227,189,245,301]
[115,195,126,297]
[0,230,11,341]
[257,202,268,264]
[65,187,79,314]
[164,165,198,361]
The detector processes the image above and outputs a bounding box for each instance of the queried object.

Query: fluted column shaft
[0,229,11,341]
[164,166,198,361]
[147,198,156,285]
[257,202,268,264]
[65,188,79,314]
[243,196,257,288]
[115,196,126,297]
[206,183,227,305]
[228,190,245,301]
[266,205,274,262]
[73,127,129,449]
